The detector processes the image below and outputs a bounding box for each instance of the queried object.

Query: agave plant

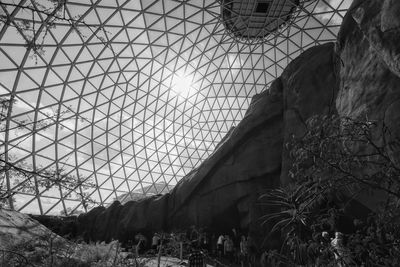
[260,181,326,239]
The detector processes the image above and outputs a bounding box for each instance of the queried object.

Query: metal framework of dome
[0,0,350,215]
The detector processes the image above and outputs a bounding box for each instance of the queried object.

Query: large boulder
[76,43,339,246]
[335,0,400,209]
[0,208,60,249]
[337,0,400,151]
[336,0,400,121]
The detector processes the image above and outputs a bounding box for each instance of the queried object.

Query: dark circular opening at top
[221,0,300,40]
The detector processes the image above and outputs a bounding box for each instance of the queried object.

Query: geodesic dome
[0,0,350,215]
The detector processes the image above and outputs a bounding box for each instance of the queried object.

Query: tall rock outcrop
[333,0,400,209]
[338,0,400,166]
[76,43,339,245]
[337,0,400,122]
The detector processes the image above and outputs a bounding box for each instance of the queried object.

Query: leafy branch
[260,115,400,265]
[0,0,110,62]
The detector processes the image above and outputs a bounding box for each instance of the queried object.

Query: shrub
[0,234,145,266]
[261,115,400,265]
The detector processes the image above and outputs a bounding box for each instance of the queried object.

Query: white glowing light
[171,72,194,97]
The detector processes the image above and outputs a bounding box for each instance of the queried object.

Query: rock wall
[337,0,400,121]
[280,42,339,185]
[334,0,400,209]
[0,209,61,249]
[76,43,339,245]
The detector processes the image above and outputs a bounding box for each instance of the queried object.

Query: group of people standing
[139,228,259,267]
[216,230,256,267]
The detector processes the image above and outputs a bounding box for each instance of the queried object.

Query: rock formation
[334,0,400,209]
[337,0,400,121]
[75,0,400,246]
[0,209,61,249]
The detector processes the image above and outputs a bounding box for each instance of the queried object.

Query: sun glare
[171,72,194,97]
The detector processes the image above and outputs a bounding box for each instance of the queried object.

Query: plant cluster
[261,115,400,266]
[0,233,152,267]
[0,0,109,62]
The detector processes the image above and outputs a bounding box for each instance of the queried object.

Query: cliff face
[77,43,338,244]
[331,0,400,210]
[337,0,400,120]
[336,0,400,168]
[77,0,400,245]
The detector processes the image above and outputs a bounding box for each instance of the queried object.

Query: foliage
[261,115,400,266]
[0,0,109,62]
[0,229,201,266]
[0,0,111,213]
[289,115,400,198]
[1,227,224,267]
[261,182,315,238]
[0,234,152,267]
